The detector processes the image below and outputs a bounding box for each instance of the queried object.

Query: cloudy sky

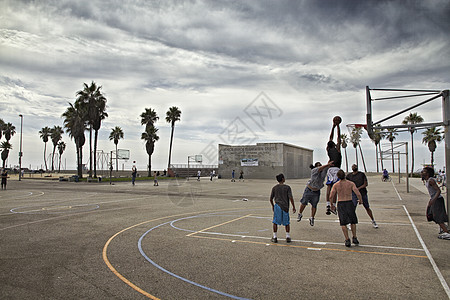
[1,0,449,174]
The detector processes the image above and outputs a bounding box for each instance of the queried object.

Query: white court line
[391,183,450,298]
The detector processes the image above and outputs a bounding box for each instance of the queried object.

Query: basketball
[333,116,342,125]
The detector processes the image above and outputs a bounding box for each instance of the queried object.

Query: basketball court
[0,174,449,299]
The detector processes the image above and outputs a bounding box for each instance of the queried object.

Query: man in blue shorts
[297,161,333,226]
[270,173,296,243]
[346,164,378,228]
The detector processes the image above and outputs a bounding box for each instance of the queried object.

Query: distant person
[163,169,167,176]
[231,170,236,182]
[422,167,449,239]
[153,171,159,186]
[297,161,333,226]
[1,168,8,190]
[346,164,378,228]
[326,117,342,215]
[210,170,214,181]
[382,169,389,181]
[269,173,296,243]
[131,162,137,186]
[330,170,362,247]
[239,170,244,181]
[197,170,201,181]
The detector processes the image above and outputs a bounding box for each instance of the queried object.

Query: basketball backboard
[117,149,130,160]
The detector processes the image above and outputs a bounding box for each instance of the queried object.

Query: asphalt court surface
[0,175,449,299]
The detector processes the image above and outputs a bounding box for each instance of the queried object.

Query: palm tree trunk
[168,124,175,169]
[94,129,98,178]
[375,144,379,173]
[354,147,358,166]
[89,127,93,178]
[391,141,395,173]
[148,155,151,177]
[58,154,62,173]
[379,143,384,170]
[344,148,348,173]
[115,143,118,172]
[51,145,56,171]
[431,151,434,167]
[44,142,48,171]
[410,132,415,176]
[358,144,367,172]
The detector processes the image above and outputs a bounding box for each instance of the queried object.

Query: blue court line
[138,220,251,300]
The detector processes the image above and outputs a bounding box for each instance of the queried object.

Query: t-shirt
[327,147,342,168]
[307,167,328,190]
[270,184,293,212]
[346,171,368,195]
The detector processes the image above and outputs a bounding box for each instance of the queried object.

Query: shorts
[352,192,369,209]
[326,167,340,186]
[300,187,320,208]
[337,201,358,226]
[430,196,448,224]
[273,203,290,226]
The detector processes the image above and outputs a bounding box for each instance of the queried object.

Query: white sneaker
[297,213,303,222]
[438,233,450,240]
[309,217,314,226]
[372,220,379,229]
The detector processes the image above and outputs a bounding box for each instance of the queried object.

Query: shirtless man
[330,169,362,247]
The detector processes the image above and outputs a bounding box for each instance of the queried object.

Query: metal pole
[187,156,190,181]
[406,142,409,193]
[18,114,23,181]
[398,152,401,184]
[442,90,449,222]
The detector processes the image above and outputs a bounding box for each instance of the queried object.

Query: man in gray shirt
[297,161,333,226]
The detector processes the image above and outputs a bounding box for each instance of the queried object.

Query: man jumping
[326,117,342,215]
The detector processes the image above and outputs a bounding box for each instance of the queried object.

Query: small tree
[109,126,124,172]
[340,133,349,172]
[141,125,159,177]
[57,141,66,172]
[39,126,52,171]
[422,127,443,167]
[386,128,398,173]
[402,112,424,176]
[1,141,12,169]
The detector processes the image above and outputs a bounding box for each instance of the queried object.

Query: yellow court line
[186,214,252,237]
[189,235,428,259]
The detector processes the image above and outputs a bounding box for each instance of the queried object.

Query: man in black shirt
[346,164,378,228]
[325,119,342,215]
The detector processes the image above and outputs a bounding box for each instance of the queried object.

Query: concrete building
[218,143,313,179]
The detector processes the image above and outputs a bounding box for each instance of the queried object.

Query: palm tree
[0,118,4,140]
[109,126,124,172]
[422,127,443,167]
[141,125,159,177]
[402,112,424,176]
[50,126,63,171]
[39,126,51,171]
[141,108,159,131]
[340,133,349,172]
[62,102,87,178]
[1,141,12,168]
[2,122,16,142]
[76,81,108,178]
[166,106,181,171]
[350,127,362,166]
[386,128,398,173]
[57,141,66,172]
[371,128,385,172]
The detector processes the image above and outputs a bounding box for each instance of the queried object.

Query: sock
[273,232,277,238]
[327,201,330,206]
[286,233,291,238]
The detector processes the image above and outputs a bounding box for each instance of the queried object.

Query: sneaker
[271,237,278,243]
[352,237,359,245]
[438,233,450,240]
[346,224,351,230]
[297,213,303,222]
[309,217,315,226]
[345,239,351,247]
[326,205,331,215]
[372,220,379,229]
[286,237,292,243]
[330,207,337,215]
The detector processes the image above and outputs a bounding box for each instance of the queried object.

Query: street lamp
[18,114,23,181]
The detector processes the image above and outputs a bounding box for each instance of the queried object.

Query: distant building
[218,143,313,179]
